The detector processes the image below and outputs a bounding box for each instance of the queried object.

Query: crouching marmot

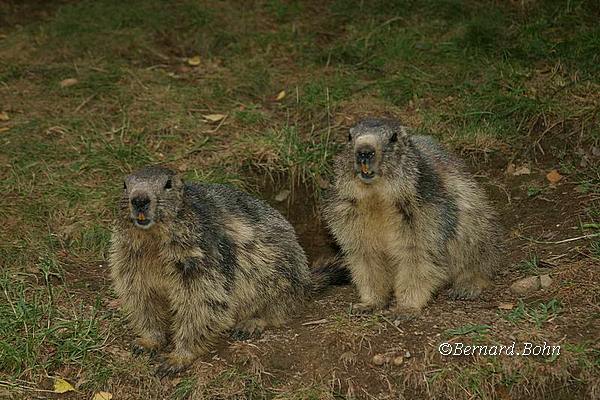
[323,118,500,320]
[109,166,346,375]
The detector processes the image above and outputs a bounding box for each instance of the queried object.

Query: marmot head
[120,165,184,230]
[345,118,408,184]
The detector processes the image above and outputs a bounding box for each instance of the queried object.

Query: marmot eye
[390,132,398,143]
[164,179,172,190]
[347,133,352,142]
[123,181,127,190]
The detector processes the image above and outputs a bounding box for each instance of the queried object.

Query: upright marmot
[323,118,500,320]
[109,166,345,375]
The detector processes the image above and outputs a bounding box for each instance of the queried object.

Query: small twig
[380,315,404,334]
[302,318,329,326]
[166,137,210,162]
[142,45,170,61]
[519,232,600,245]
[74,94,95,112]
[364,16,405,48]
[0,380,56,393]
[202,115,227,134]
[545,253,568,262]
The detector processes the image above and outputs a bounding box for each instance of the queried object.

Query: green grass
[445,324,492,338]
[505,299,562,328]
[0,271,106,375]
[517,254,542,274]
[172,377,197,400]
[1,0,599,398]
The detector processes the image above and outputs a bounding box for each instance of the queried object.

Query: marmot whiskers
[323,118,500,320]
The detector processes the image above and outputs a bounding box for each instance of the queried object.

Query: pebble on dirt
[510,275,553,295]
[372,354,387,366]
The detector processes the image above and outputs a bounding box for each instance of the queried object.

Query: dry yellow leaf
[60,78,79,88]
[275,90,286,101]
[0,111,9,121]
[53,378,75,393]
[93,391,113,400]
[498,303,514,310]
[187,55,201,66]
[203,114,226,122]
[0,127,10,133]
[513,165,531,176]
[546,169,562,184]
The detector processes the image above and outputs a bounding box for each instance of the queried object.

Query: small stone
[393,356,404,366]
[372,354,386,366]
[404,350,411,358]
[510,276,541,295]
[539,274,553,289]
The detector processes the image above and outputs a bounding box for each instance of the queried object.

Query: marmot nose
[131,195,151,210]
[356,146,376,163]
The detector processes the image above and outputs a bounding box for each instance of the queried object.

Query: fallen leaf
[275,90,286,101]
[0,111,9,121]
[59,78,79,88]
[274,189,290,202]
[498,302,514,310]
[301,318,328,326]
[546,169,562,184]
[203,114,226,122]
[93,392,113,400]
[513,165,531,176]
[0,127,10,133]
[187,55,201,66]
[53,378,75,393]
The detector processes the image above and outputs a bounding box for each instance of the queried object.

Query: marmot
[109,166,346,375]
[323,118,500,320]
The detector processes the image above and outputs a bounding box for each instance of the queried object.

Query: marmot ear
[391,126,408,144]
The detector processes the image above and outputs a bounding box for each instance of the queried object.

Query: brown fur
[323,118,501,319]
[109,166,312,375]
[110,166,348,375]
